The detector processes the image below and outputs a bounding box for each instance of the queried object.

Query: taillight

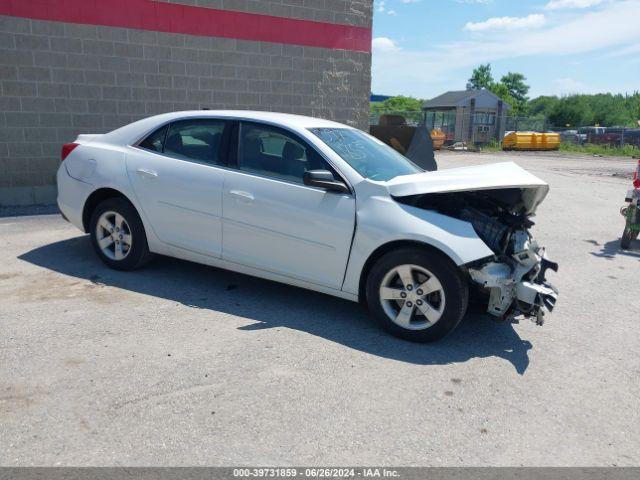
[634,159,640,189]
[61,142,79,162]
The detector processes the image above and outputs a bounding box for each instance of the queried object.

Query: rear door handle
[229,190,254,202]
[136,168,158,179]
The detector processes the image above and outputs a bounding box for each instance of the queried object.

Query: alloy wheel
[95,210,133,261]
[379,264,446,330]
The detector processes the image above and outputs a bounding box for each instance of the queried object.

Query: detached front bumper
[468,236,559,325]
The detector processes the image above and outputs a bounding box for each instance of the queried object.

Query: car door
[222,121,356,289]
[126,118,229,257]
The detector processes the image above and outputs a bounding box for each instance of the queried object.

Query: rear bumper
[56,163,92,232]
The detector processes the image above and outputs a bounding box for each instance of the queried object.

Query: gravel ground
[1,151,639,466]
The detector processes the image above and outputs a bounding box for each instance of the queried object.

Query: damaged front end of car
[465,226,559,326]
[394,180,559,326]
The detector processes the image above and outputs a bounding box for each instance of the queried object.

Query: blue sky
[371,0,640,99]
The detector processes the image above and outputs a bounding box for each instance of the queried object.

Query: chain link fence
[370,109,640,150]
[552,126,640,148]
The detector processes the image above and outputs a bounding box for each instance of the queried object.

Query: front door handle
[136,168,158,179]
[229,190,254,202]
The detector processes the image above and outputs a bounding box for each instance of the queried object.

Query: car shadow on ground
[589,238,640,260]
[19,235,533,374]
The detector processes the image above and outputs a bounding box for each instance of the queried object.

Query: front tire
[89,197,152,271]
[365,248,468,343]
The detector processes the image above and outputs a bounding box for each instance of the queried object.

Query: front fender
[341,195,494,296]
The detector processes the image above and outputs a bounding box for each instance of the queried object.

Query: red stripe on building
[0,0,372,53]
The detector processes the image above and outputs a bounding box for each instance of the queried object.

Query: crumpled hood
[385,162,549,214]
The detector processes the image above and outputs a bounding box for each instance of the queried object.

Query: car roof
[101,110,353,146]
[153,110,351,128]
[197,110,351,129]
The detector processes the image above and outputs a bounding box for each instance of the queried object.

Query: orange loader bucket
[430,129,446,150]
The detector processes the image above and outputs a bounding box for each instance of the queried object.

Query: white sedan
[57,111,558,342]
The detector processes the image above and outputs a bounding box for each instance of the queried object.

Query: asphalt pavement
[1,151,638,466]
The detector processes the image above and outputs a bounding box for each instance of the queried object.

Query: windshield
[310,128,422,181]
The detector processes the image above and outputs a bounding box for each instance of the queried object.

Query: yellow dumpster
[430,129,446,150]
[502,132,561,151]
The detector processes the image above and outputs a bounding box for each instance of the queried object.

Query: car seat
[242,137,264,171]
[165,132,183,155]
[281,142,306,179]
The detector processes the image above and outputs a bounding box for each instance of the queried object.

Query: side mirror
[303,170,349,193]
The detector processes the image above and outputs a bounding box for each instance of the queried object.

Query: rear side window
[164,119,226,165]
[138,125,168,153]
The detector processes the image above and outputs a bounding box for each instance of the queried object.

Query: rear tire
[365,248,468,343]
[89,197,153,271]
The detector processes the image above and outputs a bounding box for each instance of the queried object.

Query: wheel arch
[357,240,460,304]
[82,187,137,233]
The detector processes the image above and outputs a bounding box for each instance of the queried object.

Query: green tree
[528,93,640,127]
[370,96,425,124]
[371,95,423,113]
[500,72,530,104]
[468,64,493,90]
[467,65,531,115]
[529,96,560,117]
[548,96,594,127]
[489,82,516,109]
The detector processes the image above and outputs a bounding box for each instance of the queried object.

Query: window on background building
[474,112,496,125]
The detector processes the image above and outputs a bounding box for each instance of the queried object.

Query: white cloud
[553,78,591,93]
[387,9,398,15]
[372,37,401,52]
[464,14,546,31]
[545,0,610,9]
[372,0,640,97]
[608,43,640,56]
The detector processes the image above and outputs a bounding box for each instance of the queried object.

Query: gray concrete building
[423,89,511,145]
[0,0,373,206]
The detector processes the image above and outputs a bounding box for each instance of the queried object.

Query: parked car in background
[57,111,558,342]
[558,129,579,144]
[577,126,605,144]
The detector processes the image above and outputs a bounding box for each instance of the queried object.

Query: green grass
[558,142,640,158]
[479,140,640,157]
[479,140,504,153]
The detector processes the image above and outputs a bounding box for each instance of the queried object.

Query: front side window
[310,128,421,182]
[164,120,226,165]
[238,123,328,184]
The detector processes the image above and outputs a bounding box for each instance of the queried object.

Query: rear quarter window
[138,125,168,153]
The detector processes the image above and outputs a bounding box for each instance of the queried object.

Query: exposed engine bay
[396,188,559,325]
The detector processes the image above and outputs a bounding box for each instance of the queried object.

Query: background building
[0,0,373,206]
[423,89,511,145]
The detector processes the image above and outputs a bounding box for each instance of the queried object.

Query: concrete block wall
[0,0,372,206]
